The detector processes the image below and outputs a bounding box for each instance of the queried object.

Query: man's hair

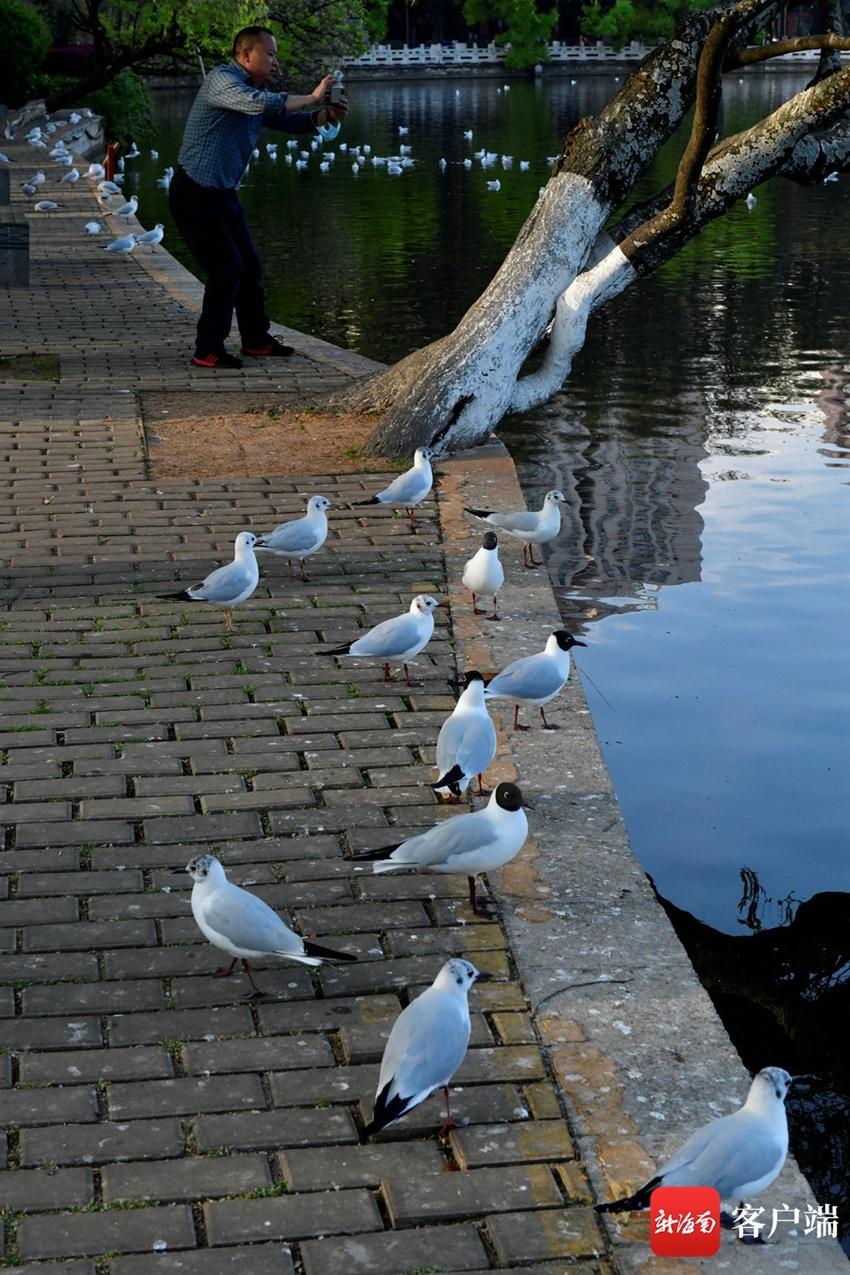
[232,26,275,59]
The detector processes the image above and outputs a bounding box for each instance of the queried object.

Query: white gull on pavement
[432,670,497,800]
[323,593,442,686]
[464,489,566,568]
[484,629,585,731]
[255,495,331,580]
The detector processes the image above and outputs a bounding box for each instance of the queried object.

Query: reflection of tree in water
[817,363,850,465]
[659,877,850,1250]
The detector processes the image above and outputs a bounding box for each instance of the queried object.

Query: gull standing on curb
[114,194,139,221]
[255,495,331,580]
[362,782,529,916]
[136,223,165,251]
[103,233,137,257]
[485,630,585,731]
[461,531,505,620]
[432,671,497,801]
[464,489,566,568]
[157,531,259,631]
[322,594,442,686]
[187,854,357,998]
[353,447,433,529]
[364,959,490,1137]
[598,1067,793,1239]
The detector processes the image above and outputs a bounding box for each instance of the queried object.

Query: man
[170,27,348,369]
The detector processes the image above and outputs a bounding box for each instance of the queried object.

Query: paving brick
[450,1120,575,1168]
[111,1246,296,1275]
[485,1207,604,1263]
[183,1035,334,1075]
[15,819,136,849]
[0,953,98,983]
[300,1223,490,1275]
[0,897,79,927]
[20,1046,172,1085]
[204,1188,382,1246]
[16,870,144,896]
[143,813,263,843]
[103,1153,272,1202]
[23,979,164,1017]
[24,918,157,952]
[21,1119,183,1168]
[0,1167,93,1211]
[16,1204,196,1260]
[279,1141,444,1190]
[108,1074,266,1120]
[383,1163,564,1227]
[195,1107,358,1153]
[109,1005,254,1047]
[0,1017,103,1051]
[0,1085,99,1126]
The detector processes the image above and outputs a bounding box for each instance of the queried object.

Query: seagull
[157,531,259,631]
[398,125,409,134]
[0,152,9,163]
[745,192,757,209]
[187,853,356,998]
[83,221,101,235]
[114,195,138,220]
[98,180,122,195]
[462,531,504,620]
[364,959,489,1138]
[598,1067,793,1237]
[323,594,442,687]
[485,630,586,731]
[433,671,497,801]
[254,494,331,580]
[33,200,60,212]
[463,129,473,140]
[353,446,433,529]
[26,171,46,187]
[103,233,138,256]
[84,162,105,179]
[364,782,529,917]
[464,489,566,568]
[387,162,403,175]
[486,179,501,191]
[136,223,165,251]
[125,142,140,158]
[21,183,37,196]
[519,160,529,171]
[150,148,159,159]
[59,167,79,183]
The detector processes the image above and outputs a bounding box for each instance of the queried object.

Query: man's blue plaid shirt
[178,61,320,190]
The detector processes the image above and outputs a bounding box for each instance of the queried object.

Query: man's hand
[310,74,336,107]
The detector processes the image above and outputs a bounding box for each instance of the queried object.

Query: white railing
[345,39,828,67]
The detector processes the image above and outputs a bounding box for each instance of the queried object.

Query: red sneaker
[241,336,294,358]
[191,352,243,369]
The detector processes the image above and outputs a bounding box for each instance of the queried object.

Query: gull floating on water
[364,959,489,1137]
[255,494,331,580]
[364,782,529,916]
[158,531,259,631]
[745,192,757,209]
[598,1067,793,1235]
[187,853,356,998]
[464,489,565,568]
[324,594,442,686]
[353,446,433,529]
[485,629,585,731]
[433,670,497,800]
[462,531,504,620]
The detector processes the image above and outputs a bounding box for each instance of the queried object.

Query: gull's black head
[494,782,524,812]
[483,531,498,550]
[464,670,485,686]
[554,629,586,651]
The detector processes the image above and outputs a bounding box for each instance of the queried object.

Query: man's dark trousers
[169,166,269,356]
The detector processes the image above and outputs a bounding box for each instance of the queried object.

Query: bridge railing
[343,39,827,66]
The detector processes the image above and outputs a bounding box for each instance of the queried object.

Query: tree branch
[728,33,850,66]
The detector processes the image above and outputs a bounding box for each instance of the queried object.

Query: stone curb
[436,443,847,1273]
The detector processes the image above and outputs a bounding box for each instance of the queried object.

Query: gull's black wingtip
[352,495,381,507]
[302,938,358,964]
[323,642,353,656]
[432,764,465,795]
[464,506,492,519]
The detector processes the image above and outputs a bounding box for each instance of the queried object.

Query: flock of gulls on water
[1,105,806,1232]
[161,449,798,1215]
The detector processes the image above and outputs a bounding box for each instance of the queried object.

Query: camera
[329,69,345,106]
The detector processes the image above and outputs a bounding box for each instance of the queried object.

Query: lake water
[136,73,850,1238]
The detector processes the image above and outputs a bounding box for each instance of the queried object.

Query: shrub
[83,69,155,146]
[0,0,51,107]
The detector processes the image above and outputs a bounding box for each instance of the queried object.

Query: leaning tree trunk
[313,0,850,459]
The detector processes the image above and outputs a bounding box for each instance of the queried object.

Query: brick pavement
[1,121,609,1272]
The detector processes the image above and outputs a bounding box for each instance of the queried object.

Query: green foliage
[462,0,557,70]
[83,70,155,146]
[579,0,714,48]
[0,0,51,106]
[270,0,372,78]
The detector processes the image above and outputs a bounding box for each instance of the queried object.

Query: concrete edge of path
[437,442,848,1273]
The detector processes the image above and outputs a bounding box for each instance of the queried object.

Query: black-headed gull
[187,853,356,998]
[433,670,497,801]
[364,781,529,916]
[484,629,586,730]
[158,531,259,631]
[323,593,442,686]
[461,531,504,620]
[353,447,433,529]
[254,495,330,580]
[364,959,489,1137]
[465,489,566,567]
[598,1067,793,1235]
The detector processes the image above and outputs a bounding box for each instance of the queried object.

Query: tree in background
[579,0,714,48]
[463,0,558,67]
[0,0,51,106]
[269,0,378,78]
[37,0,269,112]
